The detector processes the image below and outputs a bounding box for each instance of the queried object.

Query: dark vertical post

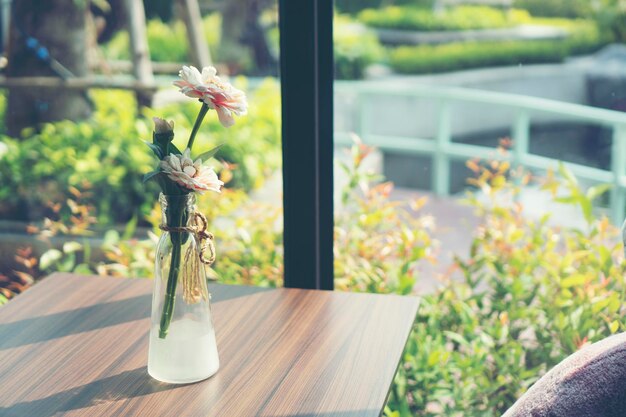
[278,0,334,290]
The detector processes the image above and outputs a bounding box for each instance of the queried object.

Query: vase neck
[159,193,196,227]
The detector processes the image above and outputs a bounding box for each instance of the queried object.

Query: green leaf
[169,143,183,155]
[123,215,138,240]
[195,144,224,162]
[63,241,83,254]
[580,199,593,223]
[561,274,587,288]
[554,196,578,205]
[444,331,469,347]
[73,264,93,275]
[558,162,578,186]
[103,229,120,246]
[143,141,163,159]
[143,170,161,183]
[586,183,611,201]
[40,249,63,270]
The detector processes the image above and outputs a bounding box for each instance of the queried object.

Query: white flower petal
[173,65,247,126]
[215,106,235,128]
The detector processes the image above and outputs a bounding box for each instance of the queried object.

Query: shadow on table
[0,367,179,417]
[0,283,271,349]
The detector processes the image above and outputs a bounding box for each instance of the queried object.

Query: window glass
[333,1,626,415]
[0,0,283,297]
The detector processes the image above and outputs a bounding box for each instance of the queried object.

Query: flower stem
[186,103,210,151]
[159,240,181,339]
[158,196,186,339]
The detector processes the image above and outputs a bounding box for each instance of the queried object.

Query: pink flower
[160,148,224,194]
[173,66,248,128]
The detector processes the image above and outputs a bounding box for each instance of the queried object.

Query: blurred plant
[262,13,384,80]
[103,15,222,64]
[336,0,433,14]
[335,136,437,294]
[384,149,626,416]
[513,0,592,19]
[8,163,283,288]
[334,15,385,80]
[0,79,281,225]
[0,248,36,305]
[593,0,626,42]
[388,30,606,75]
[359,6,531,32]
[0,90,155,224]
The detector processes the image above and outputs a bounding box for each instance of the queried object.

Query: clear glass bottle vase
[148,193,219,384]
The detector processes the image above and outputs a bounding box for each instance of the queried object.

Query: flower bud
[153,117,174,134]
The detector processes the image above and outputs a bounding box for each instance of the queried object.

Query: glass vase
[148,193,219,384]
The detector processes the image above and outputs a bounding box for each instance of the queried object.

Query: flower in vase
[173,65,248,127]
[160,148,224,194]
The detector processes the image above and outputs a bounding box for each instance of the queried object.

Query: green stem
[159,240,181,339]
[158,195,187,339]
[186,103,210,151]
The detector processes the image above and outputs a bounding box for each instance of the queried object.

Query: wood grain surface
[0,273,419,417]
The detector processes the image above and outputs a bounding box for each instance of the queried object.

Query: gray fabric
[503,332,626,417]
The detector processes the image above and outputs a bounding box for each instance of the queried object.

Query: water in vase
[148,318,220,384]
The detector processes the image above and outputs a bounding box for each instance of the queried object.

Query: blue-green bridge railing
[334,82,626,224]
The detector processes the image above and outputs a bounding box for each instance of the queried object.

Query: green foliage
[336,0,433,14]
[27,176,282,287]
[388,18,606,74]
[359,6,531,32]
[514,0,593,18]
[382,159,626,416]
[0,79,281,224]
[593,0,626,43]
[334,15,385,80]
[390,40,568,74]
[0,90,155,223]
[334,140,435,294]
[103,15,221,63]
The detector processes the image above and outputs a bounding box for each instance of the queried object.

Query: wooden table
[0,273,419,417]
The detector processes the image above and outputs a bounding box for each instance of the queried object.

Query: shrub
[388,18,607,74]
[103,15,221,63]
[514,0,592,18]
[359,6,531,32]
[334,15,385,80]
[593,0,626,43]
[0,78,281,224]
[389,40,568,74]
[336,0,433,15]
[334,139,436,294]
[384,160,626,416]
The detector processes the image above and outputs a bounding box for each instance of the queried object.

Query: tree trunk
[221,0,276,76]
[6,0,92,138]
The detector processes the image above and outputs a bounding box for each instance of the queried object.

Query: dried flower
[173,65,248,127]
[160,148,223,194]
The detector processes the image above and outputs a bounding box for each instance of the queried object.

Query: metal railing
[334,81,626,224]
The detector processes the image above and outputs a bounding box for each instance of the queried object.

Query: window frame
[278,0,334,290]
